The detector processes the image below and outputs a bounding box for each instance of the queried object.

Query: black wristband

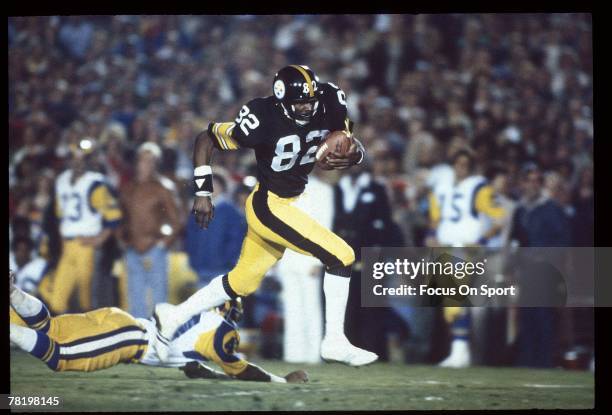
[194,165,213,196]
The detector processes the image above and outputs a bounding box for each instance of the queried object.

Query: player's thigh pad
[247,186,355,270]
[227,229,285,296]
[48,307,142,343]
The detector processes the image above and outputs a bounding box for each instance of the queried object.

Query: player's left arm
[83,181,122,247]
[234,362,308,384]
[474,185,507,241]
[180,361,232,380]
[321,83,365,170]
[210,325,308,383]
[180,360,308,383]
[192,99,264,229]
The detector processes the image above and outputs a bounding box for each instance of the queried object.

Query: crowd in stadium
[9,14,593,368]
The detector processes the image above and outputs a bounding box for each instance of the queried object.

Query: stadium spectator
[10,236,35,275]
[483,164,516,248]
[510,164,571,368]
[10,236,50,296]
[58,16,95,61]
[512,165,572,248]
[119,142,182,318]
[572,164,594,246]
[184,172,246,287]
[98,122,133,190]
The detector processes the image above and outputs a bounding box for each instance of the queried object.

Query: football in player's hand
[316,131,352,169]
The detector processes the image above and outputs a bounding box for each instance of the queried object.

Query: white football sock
[323,272,351,340]
[10,324,38,352]
[174,275,230,323]
[10,287,44,318]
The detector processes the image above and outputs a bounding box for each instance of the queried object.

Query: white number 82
[235,105,260,136]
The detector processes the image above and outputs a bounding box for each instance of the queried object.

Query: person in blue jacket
[185,175,247,287]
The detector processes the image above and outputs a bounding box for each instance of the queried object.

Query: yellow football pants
[226,184,355,296]
[45,239,95,314]
[11,307,148,372]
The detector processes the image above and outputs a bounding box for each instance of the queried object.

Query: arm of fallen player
[234,363,309,383]
[180,361,231,380]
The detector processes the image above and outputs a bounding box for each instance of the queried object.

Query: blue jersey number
[440,193,463,222]
[62,193,82,221]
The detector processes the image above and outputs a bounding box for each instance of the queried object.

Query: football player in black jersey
[154,65,377,366]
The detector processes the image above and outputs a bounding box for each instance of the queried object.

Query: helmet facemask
[282,98,319,125]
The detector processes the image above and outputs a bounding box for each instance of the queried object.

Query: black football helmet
[273,65,320,124]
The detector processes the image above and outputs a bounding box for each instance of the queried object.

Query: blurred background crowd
[9,14,593,369]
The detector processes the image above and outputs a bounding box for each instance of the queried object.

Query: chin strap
[279,102,316,126]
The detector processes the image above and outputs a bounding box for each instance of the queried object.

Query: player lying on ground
[9,272,307,383]
[154,65,377,367]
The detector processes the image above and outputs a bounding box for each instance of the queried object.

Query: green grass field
[10,349,594,411]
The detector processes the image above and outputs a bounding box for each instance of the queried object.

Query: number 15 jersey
[208,82,350,198]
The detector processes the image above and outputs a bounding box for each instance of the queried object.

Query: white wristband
[269,374,287,383]
[194,165,213,196]
[194,165,212,176]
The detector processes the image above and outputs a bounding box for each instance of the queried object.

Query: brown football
[315,130,352,164]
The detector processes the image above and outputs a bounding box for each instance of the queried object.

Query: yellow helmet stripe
[290,65,314,97]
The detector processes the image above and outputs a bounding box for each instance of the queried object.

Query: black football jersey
[208,82,350,198]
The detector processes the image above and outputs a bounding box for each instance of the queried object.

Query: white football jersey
[433,175,488,247]
[138,310,230,368]
[55,170,109,238]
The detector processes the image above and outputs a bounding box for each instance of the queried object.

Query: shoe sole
[321,356,379,367]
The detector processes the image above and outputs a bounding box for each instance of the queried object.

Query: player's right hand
[284,370,309,383]
[193,196,215,229]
